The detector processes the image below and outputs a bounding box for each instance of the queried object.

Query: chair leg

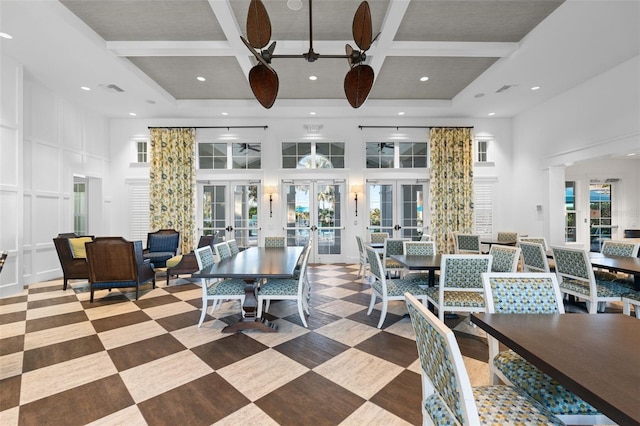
[63,278,68,290]
[265,300,271,312]
[297,299,308,328]
[367,292,376,315]
[257,297,264,318]
[198,300,208,327]
[377,300,387,329]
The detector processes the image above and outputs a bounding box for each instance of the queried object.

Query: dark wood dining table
[390,254,442,287]
[471,313,640,425]
[589,252,640,291]
[192,246,304,333]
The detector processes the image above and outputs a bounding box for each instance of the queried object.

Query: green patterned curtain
[429,127,474,254]
[149,128,196,254]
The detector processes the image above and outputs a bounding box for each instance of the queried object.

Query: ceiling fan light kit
[242,0,378,109]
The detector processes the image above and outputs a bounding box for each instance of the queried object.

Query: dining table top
[471,313,640,425]
[389,254,442,270]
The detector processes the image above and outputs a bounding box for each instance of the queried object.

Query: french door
[282,180,346,263]
[197,181,260,248]
[366,180,429,240]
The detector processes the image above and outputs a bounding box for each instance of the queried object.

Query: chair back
[227,239,240,255]
[455,234,481,254]
[489,245,521,272]
[195,246,216,270]
[497,232,518,242]
[482,273,565,314]
[264,236,286,248]
[518,236,548,251]
[370,232,389,244]
[214,242,232,261]
[86,237,138,283]
[519,242,551,272]
[405,293,479,425]
[296,246,312,297]
[403,241,435,256]
[551,246,599,305]
[197,234,216,249]
[601,240,640,257]
[440,254,492,292]
[365,246,388,298]
[419,234,431,241]
[146,229,180,254]
[355,234,365,256]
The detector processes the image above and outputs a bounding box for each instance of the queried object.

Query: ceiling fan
[240,0,378,109]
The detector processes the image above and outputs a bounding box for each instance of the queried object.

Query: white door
[198,181,260,248]
[366,180,429,240]
[282,180,346,263]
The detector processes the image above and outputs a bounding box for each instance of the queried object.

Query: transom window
[198,143,261,169]
[366,142,428,168]
[282,142,344,169]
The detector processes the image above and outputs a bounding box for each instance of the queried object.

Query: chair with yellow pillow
[53,233,94,290]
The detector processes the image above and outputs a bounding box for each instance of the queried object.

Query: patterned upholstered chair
[227,239,240,256]
[552,245,631,313]
[258,246,311,327]
[264,236,286,248]
[404,293,564,426]
[355,235,368,279]
[53,233,94,290]
[482,272,611,424]
[519,241,552,273]
[165,234,215,286]
[425,254,492,321]
[382,238,409,278]
[365,246,428,328]
[86,237,156,302]
[455,233,481,254]
[622,291,640,318]
[518,236,549,251]
[402,241,436,283]
[213,242,232,261]
[596,240,640,282]
[143,229,180,268]
[369,232,389,244]
[489,244,521,272]
[497,231,518,243]
[419,234,431,241]
[194,246,246,327]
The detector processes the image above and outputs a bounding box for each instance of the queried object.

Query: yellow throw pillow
[69,237,92,259]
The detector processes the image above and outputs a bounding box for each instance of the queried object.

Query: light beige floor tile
[340,401,412,426]
[0,352,23,380]
[314,300,367,317]
[314,277,352,286]
[217,348,309,402]
[170,319,229,348]
[20,352,118,404]
[0,406,19,426]
[169,287,202,301]
[261,300,301,319]
[464,355,490,386]
[407,358,421,375]
[208,300,245,319]
[383,317,415,340]
[84,302,141,321]
[98,320,168,350]
[246,318,309,347]
[25,302,83,321]
[85,404,147,426]
[0,320,25,339]
[24,321,97,350]
[28,281,64,290]
[313,348,403,399]
[315,318,379,346]
[314,286,357,299]
[26,289,70,302]
[371,300,409,316]
[213,403,279,426]
[142,300,197,320]
[0,301,27,314]
[119,350,213,403]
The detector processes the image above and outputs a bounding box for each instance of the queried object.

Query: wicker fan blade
[352,1,373,52]
[249,64,279,109]
[247,0,271,49]
[241,36,276,73]
[344,65,374,108]
[345,44,355,67]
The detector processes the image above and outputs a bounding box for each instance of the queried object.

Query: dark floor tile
[26,310,89,333]
[308,293,336,308]
[256,371,365,426]
[164,282,200,293]
[27,284,65,294]
[341,291,374,306]
[191,333,268,370]
[346,308,403,329]
[138,373,250,426]
[274,332,350,369]
[355,332,418,368]
[18,374,134,426]
[27,294,79,310]
[185,297,204,309]
[90,310,151,333]
[296,309,342,330]
[22,335,105,372]
[0,294,27,305]
[0,375,21,411]
[0,310,26,325]
[338,281,368,292]
[108,333,185,371]
[80,292,130,309]
[0,334,24,356]
[133,294,181,309]
[156,310,203,332]
[452,331,488,362]
[370,369,422,425]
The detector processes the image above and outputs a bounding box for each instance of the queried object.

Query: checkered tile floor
[0,264,491,425]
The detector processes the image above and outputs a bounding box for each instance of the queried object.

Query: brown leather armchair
[53,233,94,290]
[165,234,216,286]
[86,237,156,302]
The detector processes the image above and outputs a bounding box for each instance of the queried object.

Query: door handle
[394,224,402,231]
[311,226,318,231]
[225,225,234,232]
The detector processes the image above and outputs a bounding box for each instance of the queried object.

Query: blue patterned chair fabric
[519,237,548,251]
[214,242,232,261]
[601,240,640,257]
[405,294,564,426]
[456,234,481,253]
[264,236,285,248]
[227,239,240,256]
[355,235,368,278]
[489,245,520,273]
[370,232,389,244]
[383,239,407,275]
[143,229,180,268]
[497,232,518,242]
[403,241,436,282]
[519,242,551,273]
[622,290,640,317]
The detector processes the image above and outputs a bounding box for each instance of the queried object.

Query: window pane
[283,157,297,168]
[316,143,329,156]
[199,143,213,156]
[199,158,213,169]
[282,143,297,155]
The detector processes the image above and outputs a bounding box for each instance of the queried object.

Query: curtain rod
[148,126,268,130]
[359,126,474,130]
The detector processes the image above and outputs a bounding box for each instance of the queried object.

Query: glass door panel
[232,183,259,248]
[367,183,394,237]
[367,181,428,241]
[589,183,612,252]
[202,184,227,238]
[316,182,344,259]
[284,182,311,249]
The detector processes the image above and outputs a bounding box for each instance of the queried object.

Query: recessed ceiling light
[530,86,541,91]
[197,76,206,82]
[488,112,496,116]
[309,112,316,115]
[129,112,137,116]
[0,32,13,39]
[474,93,485,98]
[627,153,636,156]
[146,100,156,104]
[419,76,429,82]
[398,112,405,115]
[287,0,303,10]
[80,86,91,91]
[309,75,318,81]
[221,112,228,116]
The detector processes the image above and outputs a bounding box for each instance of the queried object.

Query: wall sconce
[264,185,277,217]
[351,184,364,217]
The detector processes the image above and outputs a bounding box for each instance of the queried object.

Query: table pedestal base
[222,317,277,333]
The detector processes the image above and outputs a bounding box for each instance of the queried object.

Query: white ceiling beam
[207,0,253,78]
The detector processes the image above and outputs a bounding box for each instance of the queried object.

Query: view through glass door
[283,180,345,263]
[589,182,614,252]
[366,180,428,241]
[198,181,260,248]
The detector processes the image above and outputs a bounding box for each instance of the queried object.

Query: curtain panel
[149,128,196,254]
[429,127,474,254]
